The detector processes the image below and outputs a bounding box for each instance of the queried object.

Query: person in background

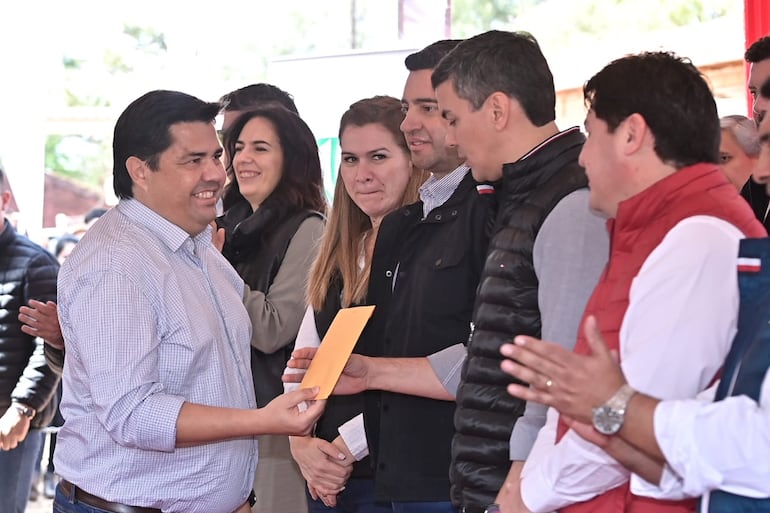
[52,89,324,513]
[0,162,60,513]
[28,233,79,502]
[218,104,326,513]
[286,95,429,513]
[718,114,759,191]
[220,83,299,135]
[739,36,770,227]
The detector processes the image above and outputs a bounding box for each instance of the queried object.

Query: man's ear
[125,156,148,194]
[620,113,648,156]
[487,92,510,130]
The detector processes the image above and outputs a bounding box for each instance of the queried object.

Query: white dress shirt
[521,216,745,513]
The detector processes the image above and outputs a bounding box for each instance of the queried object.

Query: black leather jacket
[0,220,60,428]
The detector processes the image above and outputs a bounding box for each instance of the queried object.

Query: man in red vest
[497,52,766,513]
[499,75,770,513]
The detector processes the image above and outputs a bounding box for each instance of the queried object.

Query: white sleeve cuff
[338,413,369,461]
[630,464,690,500]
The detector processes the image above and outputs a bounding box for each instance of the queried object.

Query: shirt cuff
[426,343,466,398]
[630,464,689,500]
[338,413,369,461]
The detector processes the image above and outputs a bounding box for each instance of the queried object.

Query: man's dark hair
[584,51,719,168]
[745,36,770,63]
[222,105,325,213]
[112,90,221,200]
[431,30,555,126]
[405,39,463,71]
[220,83,298,115]
[84,207,108,224]
[55,234,79,258]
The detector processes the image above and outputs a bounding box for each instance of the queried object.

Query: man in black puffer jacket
[432,31,608,513]
[0,164,60,513]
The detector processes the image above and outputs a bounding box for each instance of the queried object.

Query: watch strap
[606,383,636,411]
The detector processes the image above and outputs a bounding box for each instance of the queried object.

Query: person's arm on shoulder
[243,216,324,354]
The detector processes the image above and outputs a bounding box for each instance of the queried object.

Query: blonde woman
[286,96,427,513]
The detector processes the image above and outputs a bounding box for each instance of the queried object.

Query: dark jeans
[0,428,43,513]
[306,478,393,513]
[53,483,109,513]
[391,501,458,513]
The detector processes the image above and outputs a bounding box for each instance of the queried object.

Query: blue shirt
[55,199,257,513]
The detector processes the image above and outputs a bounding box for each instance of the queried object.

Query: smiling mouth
[193,191,216,199]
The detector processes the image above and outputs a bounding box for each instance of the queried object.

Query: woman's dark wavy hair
[221,106,326,214]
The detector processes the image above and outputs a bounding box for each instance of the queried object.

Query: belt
[59,480,162,513]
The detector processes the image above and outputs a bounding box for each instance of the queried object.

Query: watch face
[592,405,624,435]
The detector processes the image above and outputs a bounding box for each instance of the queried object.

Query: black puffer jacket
[0,220,60,428]
[450,129,588,510]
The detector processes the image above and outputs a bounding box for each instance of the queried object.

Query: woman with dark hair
[285,96,429,513]
[218,105,327,513]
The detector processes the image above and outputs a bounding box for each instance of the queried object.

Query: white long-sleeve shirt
[521,216,746,513]
[647,370,770,509]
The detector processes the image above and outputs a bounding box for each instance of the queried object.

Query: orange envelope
[300,305,376,399]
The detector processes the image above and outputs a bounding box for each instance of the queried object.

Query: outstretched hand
[499,315,626,424]
[19,300,64,349]
[284,347,370,395]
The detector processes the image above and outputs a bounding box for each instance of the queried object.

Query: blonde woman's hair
[307,96,429,310]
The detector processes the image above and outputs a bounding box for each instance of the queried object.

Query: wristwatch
[484,504,501,513]
[12,402,36,419]
[592,383,635,435]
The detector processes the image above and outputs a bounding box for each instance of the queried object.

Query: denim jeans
[53,483,114,513]
[0,428,43,513]
[306,478,393,513]
[391,500,458,513]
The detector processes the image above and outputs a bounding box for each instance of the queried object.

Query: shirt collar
[117,199,213,254]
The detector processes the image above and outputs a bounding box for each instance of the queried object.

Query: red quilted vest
[556,163,766,513]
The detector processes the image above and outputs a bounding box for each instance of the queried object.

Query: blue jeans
[391,501,458,513]
[0,428,43,513]
[307,478,393,513]
[53,483,114,513]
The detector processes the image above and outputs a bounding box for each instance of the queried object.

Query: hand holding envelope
[298,305,375,399]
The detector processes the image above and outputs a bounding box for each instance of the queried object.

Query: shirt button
[435,258,443,266]
[435,214,442,221]
[385,270,393,277]
[451,210,458,216]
